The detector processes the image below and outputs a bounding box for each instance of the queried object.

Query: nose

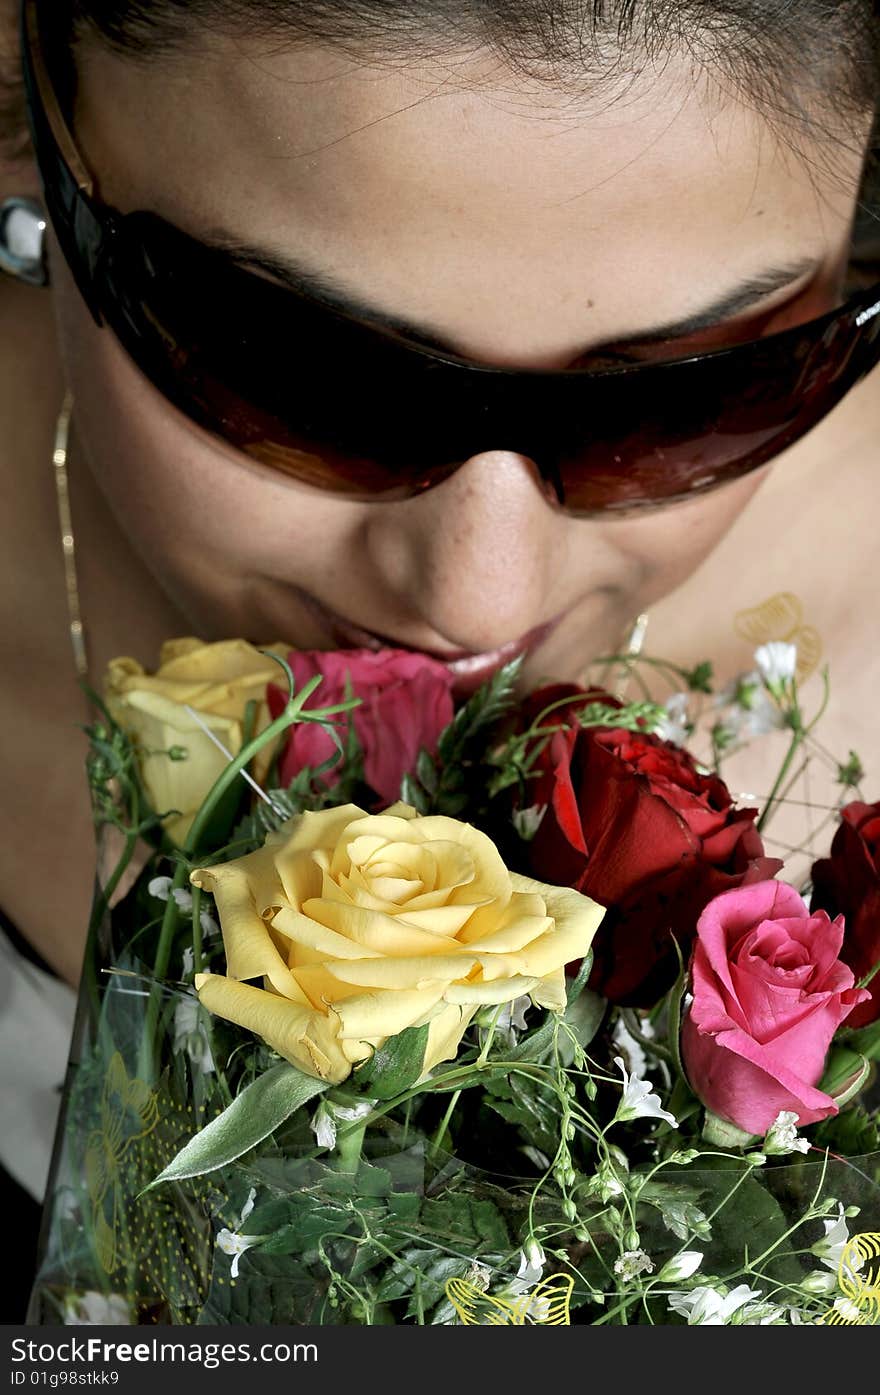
[363,449,566,655]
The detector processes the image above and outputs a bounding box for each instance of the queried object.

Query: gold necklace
[52,390,88,679]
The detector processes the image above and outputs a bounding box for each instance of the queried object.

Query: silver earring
[0,196,49,286]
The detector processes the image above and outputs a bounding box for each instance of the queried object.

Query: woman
[1,0,879,1317]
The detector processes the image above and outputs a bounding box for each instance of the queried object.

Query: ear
[0,0,41,201]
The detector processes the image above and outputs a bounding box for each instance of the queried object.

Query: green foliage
[353,1023,430,1100]
[400,658,523,815]
[146,1063,329,1187]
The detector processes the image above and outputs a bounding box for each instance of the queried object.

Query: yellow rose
[105,637,290,846]
[191,802,605,1085]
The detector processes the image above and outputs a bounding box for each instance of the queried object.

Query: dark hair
[4,1,880,242]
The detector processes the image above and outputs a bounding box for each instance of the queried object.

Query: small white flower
[511,804,547,841]
[812,1202,854,1272]
[310,1101,337,1150]
[657,1251,704,1283]
[614,1249,654,1282]
[754,641,797,689]
[613,1056,677,1127]
[668,1283,763,1325]
[148,875,173,901]
[800,1270,839,1296]
[497,995,531,1036]
[714,671,786,745]
[514,1242,546,1290]
[172,996,215,1074]
[656,692,690,746]
[63,1291,131,1325]
[216,1188,261,1279]
[828,1295,869,1325]
[172,887,194,914]
[611,1014,654,1080]
[764,1110,810,1156]
[310,1098,374,1152]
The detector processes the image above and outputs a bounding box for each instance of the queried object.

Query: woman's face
[52,33,868,692]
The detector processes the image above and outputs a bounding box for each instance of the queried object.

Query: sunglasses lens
[555,309,874,514]
[80,213,880,515]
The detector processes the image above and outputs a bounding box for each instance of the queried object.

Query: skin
[0,17,878,980]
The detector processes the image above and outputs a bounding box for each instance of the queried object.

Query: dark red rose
[811,800,880,1028]
[520,685,781,1006]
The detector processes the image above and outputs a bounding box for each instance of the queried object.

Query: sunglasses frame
[20,0,880,515]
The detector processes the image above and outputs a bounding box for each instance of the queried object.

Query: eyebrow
[205,232,820,356]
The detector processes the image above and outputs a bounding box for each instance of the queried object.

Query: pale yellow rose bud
[191,802,605,1085]
[105,637,290,846]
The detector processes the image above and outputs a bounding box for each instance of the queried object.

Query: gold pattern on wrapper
[79,1051,236,1318]
[445,1272,574,1325]
[734,591,822,684]
[819,1232,880,1325]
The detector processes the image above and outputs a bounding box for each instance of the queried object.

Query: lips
[292,590,558,697]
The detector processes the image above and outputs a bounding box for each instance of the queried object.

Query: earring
[0,196,49,286]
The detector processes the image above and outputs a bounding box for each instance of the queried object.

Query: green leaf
[352,1022,430,1099]
[565,988,605,1050]
[819,1049,870,1108]
[701,1109,756,1150]
[841,1016,880,1062]
[812,1103,880,1155]
[144,1062,329,1188]
[507,951,596,1062]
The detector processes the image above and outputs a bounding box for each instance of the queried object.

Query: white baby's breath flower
[613,1056,677,1127]
[812,1203,856,1273]
[497,995,531,1036]
[764,1110,810,1156]
[511,1240,546,1293]
[611,1014,654,1080]
[216,1188,261,1279]
[656,1251,704,1283]
[310,1100,337,1150]
[511,804,548,841]
[656,692,690,746]
[149,876,218,935]
[668,1283,763,1325]
[754,641,797,690]
[63,1291,131,1325]
[310,1098,374,1153]
[714,671,786,745]
[172,995,215,1074]
[614,1249,654,1282]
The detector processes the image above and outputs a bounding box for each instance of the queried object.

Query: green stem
[429,1089,462,1160]
[336,1117,367,1175]
[756,725,804,834]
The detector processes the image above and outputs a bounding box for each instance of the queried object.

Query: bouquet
[27,634,880,1326]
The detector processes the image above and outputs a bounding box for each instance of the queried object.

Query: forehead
[72,36,866,362]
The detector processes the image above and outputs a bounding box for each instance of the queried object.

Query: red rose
[811,800,880,1028]
[681,881,869,1135]
[269,649,454,806]
[520,686,780,1005]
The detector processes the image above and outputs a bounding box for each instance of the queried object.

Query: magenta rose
[811,800,880,1028]
[681,881,870,1136]
[268,648,454,806]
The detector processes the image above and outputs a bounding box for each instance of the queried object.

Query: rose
[105,637,289,845]
[681,881,870,1135]
[520,686,779,1005]
[811,800,880,1028]
[192,801,604,1084]
[269,648,454,806]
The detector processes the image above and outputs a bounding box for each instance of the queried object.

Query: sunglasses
[21,0,880,516]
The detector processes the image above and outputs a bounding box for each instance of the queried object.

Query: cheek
[604,470,770,600]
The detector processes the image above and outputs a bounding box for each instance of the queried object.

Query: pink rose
[681,881,869,1136]
[268,648,454,806]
